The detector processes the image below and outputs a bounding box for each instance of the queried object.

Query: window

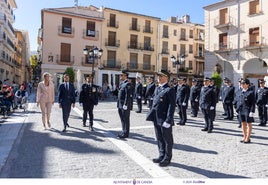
[189,30,193,38]
[219,8,228,25]
[219,33,228,49]
[107,50,116,68]
[163,25,169,38]
[62,17,72,34]
[144,20,151,33]
[249,27,259,46]
[189,61,193,69]
[173,44,177,51]
[180,28,186,40]
[131,18,138,30]
[108,31,116,46]
[87,21,95,37]
[173,29,177,36]
[143,54,151,70]
[130,35,138,49]
[162,41,169,54]
[249,0,260,15]
[161,58,168,71]
[144,36,151,50]
[130,53,138,69]
[189,45,193,53]
[60,43,71,62]
[109,14,116,27]
[180,44,186,55]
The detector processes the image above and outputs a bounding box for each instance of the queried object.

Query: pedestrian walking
[189,78,201,117]
[145,77,156,109]
[176,77,190,125]
[222,79,235,120]
[135,76,143,113]
[235,78,255,143]
[36,72,55,129]
[117,70,132,138]
[79,74,99,131]
[146,70,176,167]
[255,79,268,126]
[58,74,76,132]
[199,77,216,133]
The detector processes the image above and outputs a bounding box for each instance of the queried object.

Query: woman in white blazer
[36,72,55,129]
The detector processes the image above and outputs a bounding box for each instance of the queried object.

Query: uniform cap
[156,70,170,77]
[178,76,186,81]
[121,70,129,76]
[203,77,211,81]
[192,78,198,82]
[259,79,265,83]
[240,78,250,85]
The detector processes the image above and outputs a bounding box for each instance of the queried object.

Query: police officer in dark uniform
[189,78,201,117]
[200,77,216,133]
[79,74,99,131]
[210,79,220,121]
[146,70,176,167]
[145,77,156,109]
[135,76,143,113]
[117,70,132,138]
[222,79,235,120]
[233,78,243,128]
[256,79,268,126]
[176,77,190,125]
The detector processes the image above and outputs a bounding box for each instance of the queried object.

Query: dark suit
[176,84,190,124]
[135,82,143,112]
[236,89,255,123]
[199,86,216,131]
[117,80,132,137]
[58,82,76,129]
[222,85,235,120]
[189,84,201,117]
[256,87,268,125]
[145,82,156,109]
[79,83,99,126]
[146,83,176,162]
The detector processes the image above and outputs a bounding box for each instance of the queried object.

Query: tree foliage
[211,72,222,89]
[64,67,75,83]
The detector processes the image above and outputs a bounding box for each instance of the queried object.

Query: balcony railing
[107,20,119,28]
[83,29,99,40]
[58,25,75,37]
[56,55,74,65]
[214,16,234,29]
[125,62,155,72]
[129,24,140,31]
[102,60,122,69]
[105,39,120,47]
[143,26,153,34]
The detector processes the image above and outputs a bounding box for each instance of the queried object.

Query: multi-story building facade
[204,0,268,86]
[39,5,205,89]
[0,0,17,83]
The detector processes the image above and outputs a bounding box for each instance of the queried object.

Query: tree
[64,67,75,83]
[211,72,222,89]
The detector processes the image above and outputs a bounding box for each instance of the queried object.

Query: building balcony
[125,62,155,72]
[102,60,122,69]
[82,29,99,40]
[58,26,75,37]
[129,24,140,32]
[105,39,120,47]
[56,55,74,65]
[161,49,170,55]
[213,42,233,53]
[143,26,153,34]
[214,17,234,29]
[243,40,268,50]
[107,20,119,28]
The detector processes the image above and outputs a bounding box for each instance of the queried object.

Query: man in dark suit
[199,77,216,133]
[135,76,143,113]
[146,70,176,167]
[176,77,190,125]
[117,70,132,138]
[145,77,156,109]
[222,79,235,120]
[255,79,268,126]
[189,78,201,117]
[58,74,76,132]
[79,75,99,131]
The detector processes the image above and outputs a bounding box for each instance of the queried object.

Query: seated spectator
[0,85,12,112]
[14,85,28,109]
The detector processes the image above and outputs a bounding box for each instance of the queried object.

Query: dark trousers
[83,104,94,126]
[136,98,142,112]
[201,108,213,130]
[153,122,173,161]
[258,105,267,124]
[190,101,199,116]
[224,103,234,119]
[118,108,130,136]
[178,104,187,123]
[62,103,72,127]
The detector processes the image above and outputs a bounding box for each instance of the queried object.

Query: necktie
[66,83,69,91]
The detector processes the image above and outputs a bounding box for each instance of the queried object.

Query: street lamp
[83,46,103,81]
[170,54,185,75]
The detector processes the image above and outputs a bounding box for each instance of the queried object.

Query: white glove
[210,106,215,110]
[138,96,141,99]
[123,105,128,110]
[79,103,83,107]
[249,112,254,117]
[182,102,186,106]
[195,98,198,102]
[266,104,268,108]
[162,122,171,128]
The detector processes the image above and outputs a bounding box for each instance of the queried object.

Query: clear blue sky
[13,0,220,51]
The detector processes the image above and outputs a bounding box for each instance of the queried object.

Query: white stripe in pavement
[72,107,174,179]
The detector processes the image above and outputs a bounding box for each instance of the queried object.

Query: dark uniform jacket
[135,82,143,98]
[79,83,99,107]
[222,85,235,104]
[117,80,132,109]
[256,87,268,106]
[176,84,190,106]
[145,82,156,99]
[189,85,201,101]
[199,86,216,110]
[236,89,255,114]
[146,83,176,126]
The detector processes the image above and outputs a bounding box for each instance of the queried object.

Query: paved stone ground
[0,92,268,180]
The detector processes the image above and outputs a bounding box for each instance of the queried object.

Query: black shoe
[222,113,227,116]
[176,122,182,125]
[89,126,94,131]
[66,123,70,127]
[117,134,128,139]
[201,128,208,131]
[238,125,241,128]
[83,123,86,127]
[62,128,66,132]
[207,130,212,133]
[223,117,229,120]
[179,123,185,125]
[244,139,251,144]
[152,157,163,163]
[135,111,141,113]
[159,160,170,167]
[258,123,266,126]
[191,115,197,117]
